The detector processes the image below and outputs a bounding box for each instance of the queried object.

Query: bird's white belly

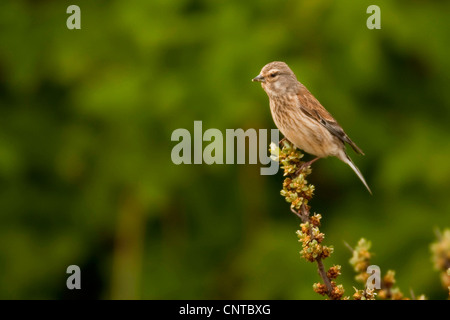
[284,124,330,158]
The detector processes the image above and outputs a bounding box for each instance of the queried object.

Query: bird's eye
[270,73,278,78]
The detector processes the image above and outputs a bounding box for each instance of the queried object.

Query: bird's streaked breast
[269,94,340,158]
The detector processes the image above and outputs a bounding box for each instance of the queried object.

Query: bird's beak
[252,74,265,83]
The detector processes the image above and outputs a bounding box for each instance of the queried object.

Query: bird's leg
[279,137,286,145]
[295,157,320,176]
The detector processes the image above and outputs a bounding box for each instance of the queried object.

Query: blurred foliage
[0,0,449,299]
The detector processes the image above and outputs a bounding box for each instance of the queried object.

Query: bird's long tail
[341,154,372,195]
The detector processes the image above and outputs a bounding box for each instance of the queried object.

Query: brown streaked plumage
[253,61,371,194]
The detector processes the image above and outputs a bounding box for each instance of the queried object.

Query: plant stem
[317,258,333,295]
[296,202,333,296]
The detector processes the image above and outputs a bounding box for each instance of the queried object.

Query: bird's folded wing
[296,87,365,155]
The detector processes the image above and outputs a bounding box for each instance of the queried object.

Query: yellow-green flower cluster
[430,229,450,296]
[377,270,405,300]
[349,238,413,300]
[274,140,306,176]
[327,265,342,279]
[353,287,377,300]
[313,281,345,300]
[349,238,372,283]
[272,140,314,210]
[296,219,333,262]
[281,175,314,210]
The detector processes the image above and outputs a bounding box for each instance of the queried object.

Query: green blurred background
[0,0,449,299]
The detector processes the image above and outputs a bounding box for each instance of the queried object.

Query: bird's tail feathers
[342,154,372,195]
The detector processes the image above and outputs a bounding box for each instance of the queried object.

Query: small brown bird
[253,61,371,194]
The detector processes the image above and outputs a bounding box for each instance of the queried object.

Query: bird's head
[252,61,298,96]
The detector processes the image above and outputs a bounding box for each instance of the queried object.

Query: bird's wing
[296,86,365,155]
